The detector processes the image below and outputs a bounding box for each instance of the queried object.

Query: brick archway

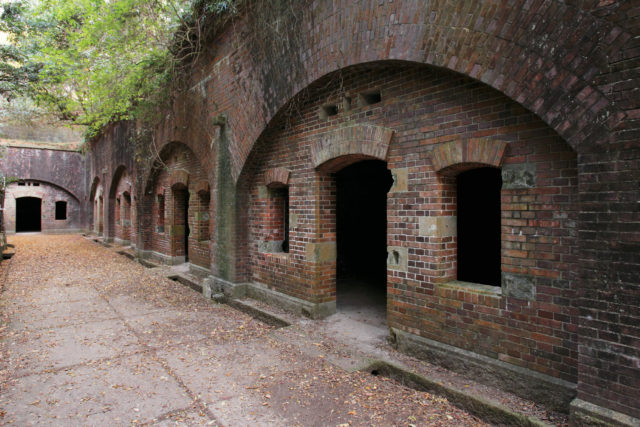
[226,1,630,182]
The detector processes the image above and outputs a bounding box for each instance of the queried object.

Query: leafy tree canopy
[0,0,237,139]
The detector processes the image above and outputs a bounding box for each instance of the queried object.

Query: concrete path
[0,235,491,426]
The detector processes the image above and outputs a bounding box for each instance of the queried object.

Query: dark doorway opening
[457,167,502,286]
[173,188,190,262]
[184,190,190,262]
[16,197,42,232]
[336,160,393,324]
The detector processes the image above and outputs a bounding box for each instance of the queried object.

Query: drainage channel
[167,274,203,294]
[217,297,291,329]
[166,274,290,328]
[117,250,135,260]
[362,361,551,427]
[91,238,112,248]
[115,250,159,268]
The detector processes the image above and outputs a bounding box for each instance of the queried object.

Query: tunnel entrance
[16,197,42,232]
[336,160,393,325]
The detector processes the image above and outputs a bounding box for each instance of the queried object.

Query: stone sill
[437,280,502,296]
[261,251,290,260]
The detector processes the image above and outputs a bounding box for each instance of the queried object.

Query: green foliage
[0,0,238,139]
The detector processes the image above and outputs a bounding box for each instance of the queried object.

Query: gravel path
[0,235,489,426]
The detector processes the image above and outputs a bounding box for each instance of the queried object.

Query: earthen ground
[0,235,564,426]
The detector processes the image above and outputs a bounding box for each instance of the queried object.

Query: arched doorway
[335,160,393,324]
[16,197,42,232]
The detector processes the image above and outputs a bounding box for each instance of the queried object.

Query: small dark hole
[360,91,381,106]
[322,105,338,117]
[371,369,380,376]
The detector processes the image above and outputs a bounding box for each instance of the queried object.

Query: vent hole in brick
[359,90,381,106]
[342,96,352,111]
[320,104,338,120]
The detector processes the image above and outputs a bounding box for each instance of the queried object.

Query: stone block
[258,240,285,253]
[202,277,214,299]
[289,213,299,229]
[501,163,536,189]
[170,225,185,236]
[387,246,408,272]
[389,168,408,193]
[419,216,457,238]
[305,242,336,263]
[501,272,535,300]
[257,185,269,198]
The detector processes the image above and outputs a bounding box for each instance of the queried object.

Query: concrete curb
[363,360,553,427]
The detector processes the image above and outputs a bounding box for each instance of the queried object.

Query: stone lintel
[194,179,210,195]
[431,139,507,175]
[312,124,394,172]
[265,167,291,188]
[169,170,189,190]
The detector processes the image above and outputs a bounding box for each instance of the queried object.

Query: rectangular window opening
[157,194,165,232]
[283,188,289,253]
[457,167,502,286]
[55,201,67,220]
[265,186,290,253]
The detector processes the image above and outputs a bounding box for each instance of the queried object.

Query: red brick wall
[239,63,579,382]
[145,142,211,270]
[111,169,135,244]
[87,1,639,418]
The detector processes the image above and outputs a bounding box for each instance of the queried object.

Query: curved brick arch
[142,141,201,194]
[108,165,130,200]
[14,179,81,202]
[89,177,101,202]
[227,0,629,181]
